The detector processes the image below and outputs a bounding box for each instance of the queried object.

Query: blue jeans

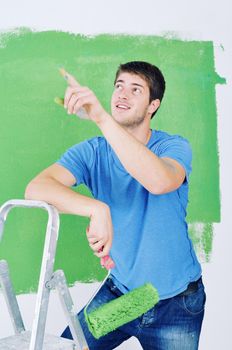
[61,276,206,350]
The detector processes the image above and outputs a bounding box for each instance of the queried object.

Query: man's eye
[115,84,123,90]
[133,88,141,94]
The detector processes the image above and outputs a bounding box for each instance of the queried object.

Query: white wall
[0,1,231,349]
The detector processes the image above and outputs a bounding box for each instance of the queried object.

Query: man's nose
[118,88,129,99]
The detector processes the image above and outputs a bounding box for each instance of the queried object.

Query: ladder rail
[0,260,25,334]
[0,200,60,350]
[48,270,89,350]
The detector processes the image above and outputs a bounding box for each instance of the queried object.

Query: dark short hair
[114,61,166,118]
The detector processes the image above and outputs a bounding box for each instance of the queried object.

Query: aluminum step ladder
[0,199,89,350]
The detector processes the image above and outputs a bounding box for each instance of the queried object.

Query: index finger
[59,68,81,88]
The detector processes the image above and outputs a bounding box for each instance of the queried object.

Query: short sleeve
[56,140,95,186]
[158,136,192,181]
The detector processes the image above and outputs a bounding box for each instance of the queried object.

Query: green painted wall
[0,29,225,293]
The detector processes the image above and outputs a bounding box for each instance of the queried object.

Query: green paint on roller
[84,283,159,339]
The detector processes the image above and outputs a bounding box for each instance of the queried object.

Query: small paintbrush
[54,68,89,119]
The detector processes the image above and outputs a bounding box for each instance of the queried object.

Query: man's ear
[148,99,160,115]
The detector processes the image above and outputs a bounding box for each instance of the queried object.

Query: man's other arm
[25,164,113,257]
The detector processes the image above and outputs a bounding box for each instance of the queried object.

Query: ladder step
[0,331,78,349]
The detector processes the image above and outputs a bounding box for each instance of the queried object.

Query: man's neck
[124,124,152,145]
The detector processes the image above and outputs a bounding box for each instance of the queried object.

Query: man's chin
[112,116,131,127]
[112,114,126,125]
[112,114,145,129]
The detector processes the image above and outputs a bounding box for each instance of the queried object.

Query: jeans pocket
[106,277,124,298]
[182,284,206,315]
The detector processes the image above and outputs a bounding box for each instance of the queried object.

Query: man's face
[111,72,153,128]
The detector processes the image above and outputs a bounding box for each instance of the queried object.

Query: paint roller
[84,254,159,339]
[84,280,159,339]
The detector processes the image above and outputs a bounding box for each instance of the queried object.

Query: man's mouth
[115,103,131,111]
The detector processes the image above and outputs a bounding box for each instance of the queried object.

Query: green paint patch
[189,223,214,263]
[0,29,225,293]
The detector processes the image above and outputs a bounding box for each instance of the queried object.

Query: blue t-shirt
[57,129,201,299]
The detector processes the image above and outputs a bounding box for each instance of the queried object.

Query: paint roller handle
[86,223,115,270]
[100,255,115,270]
[98,245,115,270]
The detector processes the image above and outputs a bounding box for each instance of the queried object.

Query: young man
[25,61,206,349]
